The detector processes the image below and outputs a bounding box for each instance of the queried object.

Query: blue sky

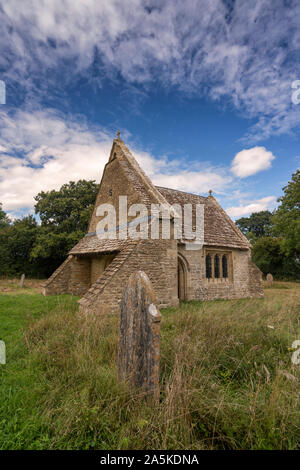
[0,0,299,219]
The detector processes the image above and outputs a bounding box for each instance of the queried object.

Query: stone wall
[178,245,263,301]
[44,253,121,297]
[45,239,262,308]
[79,238,178,315]
[90,254,116,284]
[68,256,91,296]
[43,256,73,295]
[43,255,90,296]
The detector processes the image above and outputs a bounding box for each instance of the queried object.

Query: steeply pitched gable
[87,137,171,235]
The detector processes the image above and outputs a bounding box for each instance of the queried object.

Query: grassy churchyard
[0,279,299,450]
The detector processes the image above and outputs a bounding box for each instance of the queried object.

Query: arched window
[214,254,220,278]
[222,255,228,278]
[206,254,212,278]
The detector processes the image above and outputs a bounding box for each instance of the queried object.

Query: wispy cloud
[0,108,232,215]
[0,107,278,218]
[0,108,112,212]
[1,1,300,139]
[226,196,277,218]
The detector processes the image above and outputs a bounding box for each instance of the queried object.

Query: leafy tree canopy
[34,180,99,233]
[0,203,10,228]
[0,181,99,278]
[236,211,273,238]
[252,236,300,279]
[272,169,300,256]
[0,215,40,277]
[30,180,99,275]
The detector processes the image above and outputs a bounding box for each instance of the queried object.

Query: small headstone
[19,274,25,288]
[0,340,6,365]
[118,271,161,398]
[266,273,273,286]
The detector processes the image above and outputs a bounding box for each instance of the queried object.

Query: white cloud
[231,147,275,178]
[1,1,300,139]
[0,107,281,220]
[226,196,277,218]
[0,108,231,215]
[0,109,112,213]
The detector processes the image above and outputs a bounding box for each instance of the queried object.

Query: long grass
[0,282,300,449]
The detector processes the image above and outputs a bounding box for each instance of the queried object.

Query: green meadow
[0,280,299,450]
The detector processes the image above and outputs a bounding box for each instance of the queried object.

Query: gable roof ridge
[155,185,207,201]
[209,196,251,248]
[116,139,172,209]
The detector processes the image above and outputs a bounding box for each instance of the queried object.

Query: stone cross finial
[117,130,120,140]
[209,189,213,196]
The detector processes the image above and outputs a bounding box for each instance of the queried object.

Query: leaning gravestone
[19,274,25,288]
[266,273,273,286]
[118,271,161,398]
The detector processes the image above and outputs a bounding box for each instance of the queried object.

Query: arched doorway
[178,257,186,301]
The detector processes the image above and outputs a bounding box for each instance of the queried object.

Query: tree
[272,170,300,257]
[252,236,284,277]
[0,181,99,278]
[34,180,99,232]
[236,211,272,238]
[0,203,10,228]
[30,228,85,276]
[31,180,99,276]
[0,216,42,277]
[252,236,300,280]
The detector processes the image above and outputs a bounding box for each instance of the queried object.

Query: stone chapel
[44,136,263,313]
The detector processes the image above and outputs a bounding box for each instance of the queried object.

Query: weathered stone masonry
[44,137,263,313]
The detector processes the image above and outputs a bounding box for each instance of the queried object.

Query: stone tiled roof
[156,186,250,250]
[69,235,128,255]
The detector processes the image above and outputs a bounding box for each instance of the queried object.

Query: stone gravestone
[0,340,6,365]
[19,274,25,288]
[266,273,273,287]
[118,271,162,398]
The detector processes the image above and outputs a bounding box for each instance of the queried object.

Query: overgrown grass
[0,278,44,295]
[0,282,300,449]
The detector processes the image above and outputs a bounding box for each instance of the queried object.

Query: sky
[0,0,299,220]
